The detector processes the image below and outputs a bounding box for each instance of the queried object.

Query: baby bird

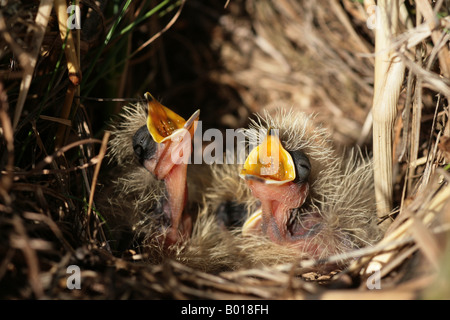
[103,102,382,271]
[208,109,383,265]
[105,93,200,252]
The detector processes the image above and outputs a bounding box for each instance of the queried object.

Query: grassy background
[0,0,449,299]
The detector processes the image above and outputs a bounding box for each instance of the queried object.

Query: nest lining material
[0,0,449,299]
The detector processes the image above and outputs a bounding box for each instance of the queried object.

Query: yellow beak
[240,129,296,185]
[145,92,199,143]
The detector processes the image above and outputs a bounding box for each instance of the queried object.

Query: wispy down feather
[208,108,382,264]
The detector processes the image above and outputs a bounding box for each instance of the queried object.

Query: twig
[416,0,450,78]
[33,138,102,172]
[86,131,110,241]
[129,0,186,59]
[4,155,102,177]
[11,215,45,298]
[54,0,81,85]
[371,0,405,228]
[0,83,14,205]
[54,0,82,150]
[363,173,450,278]
[54,82,77,149]
[23,211,75,255]
[0,0,53,130]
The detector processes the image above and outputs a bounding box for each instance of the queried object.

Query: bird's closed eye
[132,125,157,164]
[289,150,311,183]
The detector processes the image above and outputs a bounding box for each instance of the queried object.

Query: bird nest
[0,0,450,300]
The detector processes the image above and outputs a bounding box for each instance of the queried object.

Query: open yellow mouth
[240,129,296,185]
[145,92,199,143]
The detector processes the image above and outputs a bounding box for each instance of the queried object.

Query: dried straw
[0,0,449,300]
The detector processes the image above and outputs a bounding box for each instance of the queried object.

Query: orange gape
[240,129,315,251]
[145,92,187,142]
[240,129,296,184]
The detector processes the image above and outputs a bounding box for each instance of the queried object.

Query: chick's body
[208,109,383,265]
[102,102,245,272]
[102,103,202,257]
[101,104,382,271]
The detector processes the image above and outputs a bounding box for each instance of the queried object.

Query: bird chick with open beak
[106,93,200,250]
[234,109,382,263]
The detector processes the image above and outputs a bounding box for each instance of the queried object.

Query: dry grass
[0,0,449,299]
